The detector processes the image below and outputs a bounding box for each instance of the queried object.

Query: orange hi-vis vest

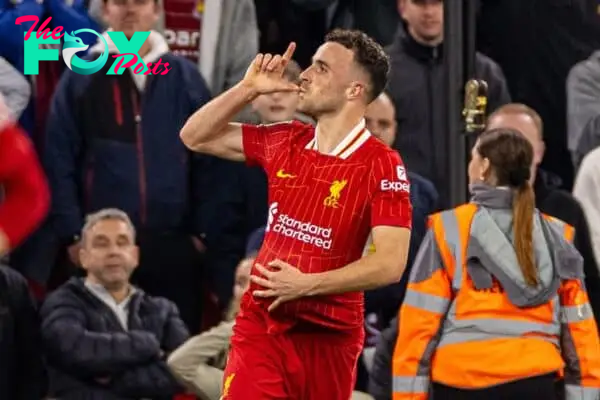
[392,203,600,400]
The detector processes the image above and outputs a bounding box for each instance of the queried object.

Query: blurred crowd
[1,0,600,399]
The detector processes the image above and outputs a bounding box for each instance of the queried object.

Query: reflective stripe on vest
[393,376,429,394]
[433,204,568,349]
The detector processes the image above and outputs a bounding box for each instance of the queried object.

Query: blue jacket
[44,53,219,243]
[40,277,189,399]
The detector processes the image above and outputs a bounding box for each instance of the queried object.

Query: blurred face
[80,218,139,291]
[298,42,365,118]
[252,87,299,124]
[468,140,491,185]
[486,113,545,169]
[399,0,444,45]
[365,94,397,146]
[233,257,253,301]
[103,0,159,39]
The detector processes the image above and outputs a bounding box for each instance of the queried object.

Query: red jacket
[0,122,49,249]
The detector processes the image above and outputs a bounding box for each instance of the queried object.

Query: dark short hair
[325,29,390,103]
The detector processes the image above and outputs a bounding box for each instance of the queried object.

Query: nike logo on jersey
[276,169,296,179]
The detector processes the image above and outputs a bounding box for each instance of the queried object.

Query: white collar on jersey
[304,118,372,159]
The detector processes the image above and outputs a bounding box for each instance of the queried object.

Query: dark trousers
[132,231,204,334]
[432,373,560,400]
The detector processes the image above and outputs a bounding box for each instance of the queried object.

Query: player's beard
[297,92,341,119]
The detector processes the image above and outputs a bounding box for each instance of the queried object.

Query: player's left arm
[305,150,412,294]
[306,226,411,295]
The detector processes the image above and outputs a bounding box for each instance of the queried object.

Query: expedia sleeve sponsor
[380,165,410,193]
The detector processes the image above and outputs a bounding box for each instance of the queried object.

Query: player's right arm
[180,43,299,162]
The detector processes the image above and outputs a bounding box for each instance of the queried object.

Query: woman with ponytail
[391,128,600,400]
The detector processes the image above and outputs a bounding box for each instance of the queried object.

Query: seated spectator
[0,264,46,399]
[43,0,224,332]
[40,208,190,399]
[567,50,600,168]
[573,147,600,272]
[167,255,253,400]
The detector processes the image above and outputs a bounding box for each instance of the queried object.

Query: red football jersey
[241,119,412,333]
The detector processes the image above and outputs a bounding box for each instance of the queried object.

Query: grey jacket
[198,0,258,97]
[0,57,30,119]
[567,50,600,167]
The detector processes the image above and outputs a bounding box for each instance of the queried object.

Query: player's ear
[347,82,363,101]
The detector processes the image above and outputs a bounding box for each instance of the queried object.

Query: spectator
[41,208,189,399]
[477,0,600,189]
[386,0,510,208]
[153,0,258,100]
[0,0,101,138]
[567,50,600,169]
[0,57,30,119]
[487,103,600,324]
[573,147,600,273]
[43,0,230,332]
[167,256,253,400]
[198,0,258,97]
[0,264,46,399]
[34,0,103,151]
[0,94,49,258]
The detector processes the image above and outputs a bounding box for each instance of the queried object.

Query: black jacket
[40,277,190,399]
[0,265,46,399]
[534,169,600,324]
[477,0,600,189]
[386,31,511,208]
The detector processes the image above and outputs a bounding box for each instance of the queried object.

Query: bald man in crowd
[486,103,600,325]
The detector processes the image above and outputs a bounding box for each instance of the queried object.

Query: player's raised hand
[242,43,300,95]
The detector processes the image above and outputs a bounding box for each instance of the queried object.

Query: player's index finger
[282,42,296,62]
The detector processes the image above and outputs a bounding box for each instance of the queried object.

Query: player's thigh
[296,333,363,400]
[222,330,289,399]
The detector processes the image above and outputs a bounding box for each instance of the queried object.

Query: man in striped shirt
[180,29,412,400]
